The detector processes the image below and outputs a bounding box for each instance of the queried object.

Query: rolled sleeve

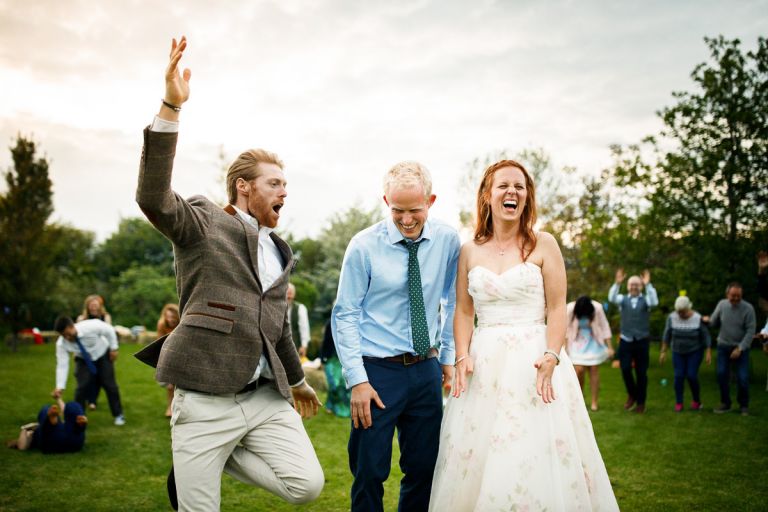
[644,283,659,307]
[437,232,460,365]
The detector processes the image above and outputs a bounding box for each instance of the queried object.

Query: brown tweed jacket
[133,128,303,400]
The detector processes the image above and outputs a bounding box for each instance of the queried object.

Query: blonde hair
[383,161,433,199]
[226,149,284,204]
[157,303,180,337]
[81,294,108,320]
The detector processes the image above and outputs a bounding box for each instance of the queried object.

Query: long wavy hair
[157,303,180,337]
[473,159,537,261]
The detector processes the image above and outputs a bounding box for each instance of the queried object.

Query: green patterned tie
[404,240,431,356]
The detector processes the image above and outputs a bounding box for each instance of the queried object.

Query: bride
[429,160,619,511]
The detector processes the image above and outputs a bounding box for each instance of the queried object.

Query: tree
[109,265,177,328]
[94,217,174,280]
[613,36,768,272]
[0,135,54,344]
[291,205,383,321]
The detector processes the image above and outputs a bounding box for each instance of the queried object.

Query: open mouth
[503,199,518,211]
[399,222,417,230]
[272,203,283,215]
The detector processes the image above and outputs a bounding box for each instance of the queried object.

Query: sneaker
[690,401,702,411]
[740,407,749,416]
[713,404,732,414]
[624,396,637,411]
[634,404,646,414]
[674,403,683,412]
[114,415,126,426]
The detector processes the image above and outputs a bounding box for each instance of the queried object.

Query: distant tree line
[1,36,765,343]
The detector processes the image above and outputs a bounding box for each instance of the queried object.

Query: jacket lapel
[224,204,263,291]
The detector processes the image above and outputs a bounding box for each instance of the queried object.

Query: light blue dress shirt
[332,218,460,388]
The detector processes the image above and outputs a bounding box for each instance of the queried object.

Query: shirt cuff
[438,347,456,366]
[344,366,369,389]
[150,116,179,133]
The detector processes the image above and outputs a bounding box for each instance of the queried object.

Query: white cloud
[0,0,766,240]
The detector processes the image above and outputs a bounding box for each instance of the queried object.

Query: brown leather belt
[365,352,437,366]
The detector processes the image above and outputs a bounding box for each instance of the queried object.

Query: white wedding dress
[429,263,619,511]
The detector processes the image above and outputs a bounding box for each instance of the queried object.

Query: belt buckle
[402,353,417,366]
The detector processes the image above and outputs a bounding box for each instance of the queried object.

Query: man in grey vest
[287,283,311,358]
[608,268,658,414]
[134,37,323,511]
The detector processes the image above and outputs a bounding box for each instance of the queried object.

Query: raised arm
[608,268,624,305]
[136,36,208,247]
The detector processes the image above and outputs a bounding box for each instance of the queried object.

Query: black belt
[364,352,437,366]
[184,376,271,395]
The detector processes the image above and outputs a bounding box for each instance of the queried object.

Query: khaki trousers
[171,385,323,511]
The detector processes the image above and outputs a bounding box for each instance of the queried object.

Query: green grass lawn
[1,342,766,511]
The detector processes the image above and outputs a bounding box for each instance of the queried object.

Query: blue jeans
[672,349,703,404]
[716,345,750,408]
[348,357,443,512]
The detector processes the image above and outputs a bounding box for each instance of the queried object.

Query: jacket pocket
[184,313,234,334]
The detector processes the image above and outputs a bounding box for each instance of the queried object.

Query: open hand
[165,36,191,107]
[452,356,474,398]
[642,269,651,285]
[291,382,322,419]
[350,382,385,429]
[615,268,626,284]
[534,354,557,403]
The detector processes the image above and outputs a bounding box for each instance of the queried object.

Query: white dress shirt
[55,319,118,389]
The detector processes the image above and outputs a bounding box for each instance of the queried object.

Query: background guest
[156,304,180,417]
[565,296,614,411]
[659,295,711,412]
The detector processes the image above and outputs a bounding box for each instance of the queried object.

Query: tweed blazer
[133,128,303,400]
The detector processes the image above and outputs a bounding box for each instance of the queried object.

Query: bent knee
[284,465,324,504]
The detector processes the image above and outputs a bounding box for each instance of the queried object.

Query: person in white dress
[429,159,619,511]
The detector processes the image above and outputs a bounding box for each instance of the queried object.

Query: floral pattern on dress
[429,264,619,511]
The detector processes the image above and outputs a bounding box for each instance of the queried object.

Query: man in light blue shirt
[608,268,659,413]
[332,161,460,512]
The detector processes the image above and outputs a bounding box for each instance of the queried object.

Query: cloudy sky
[1,0,766,240]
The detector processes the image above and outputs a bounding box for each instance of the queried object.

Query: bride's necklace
[494,236,516,256]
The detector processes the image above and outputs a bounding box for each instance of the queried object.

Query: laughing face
[239,163,287,228]
[384,184,436,240]
[489,165,527,223]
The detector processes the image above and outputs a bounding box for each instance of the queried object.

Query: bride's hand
[534,354,557,403]
[452,356,474,398]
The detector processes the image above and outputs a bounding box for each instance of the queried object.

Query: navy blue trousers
[348,357,443,512]
[618,338,650,405]
[716,346,750,408]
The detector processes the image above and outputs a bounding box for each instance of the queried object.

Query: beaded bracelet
[543,349,560,365]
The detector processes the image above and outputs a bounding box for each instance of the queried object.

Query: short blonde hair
[226,149,284,204]
[383,161,432,199]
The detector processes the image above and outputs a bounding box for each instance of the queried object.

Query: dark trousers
[672,349,704,404]
[348,357,443,512]
[74,353,123,417]
[33,402,86,453]
[618,338,650,405]
[716,346,750,408]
